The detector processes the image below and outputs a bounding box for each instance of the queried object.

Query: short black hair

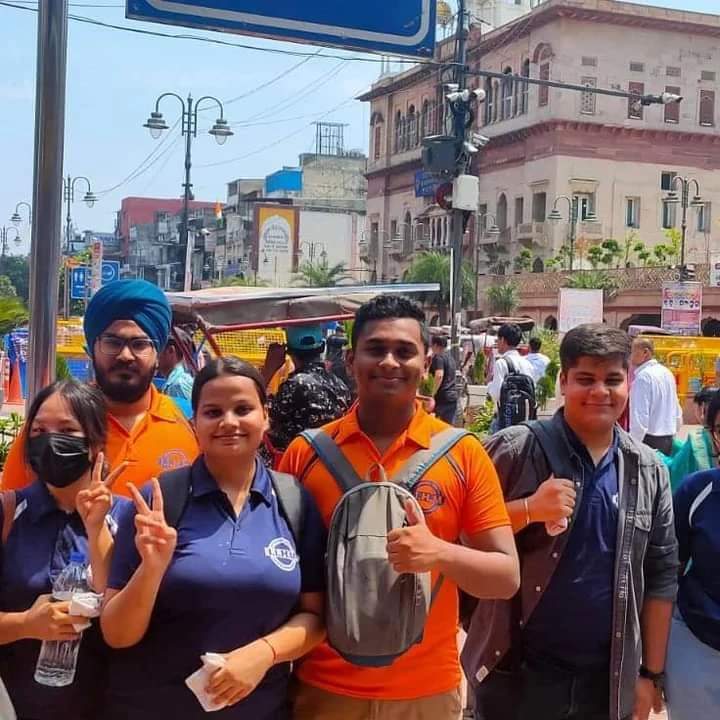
[351,294,429,350]
[559,324,631,372]
[24,379,107,465]
[706,391,720,429]
[431,335,448,349]
[497,323,522,348]
[694,386,716,407]
[529,337,542,353]
[192,356,267,413]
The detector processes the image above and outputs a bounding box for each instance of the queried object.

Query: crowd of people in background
[0,280,717,720]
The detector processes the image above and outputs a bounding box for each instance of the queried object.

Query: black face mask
[27,433,91,489]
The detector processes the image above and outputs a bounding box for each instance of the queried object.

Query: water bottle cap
[69,551,86,564]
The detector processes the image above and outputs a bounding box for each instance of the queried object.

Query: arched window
[532,257,544,273]
[501,67,513,119]
[497,194,508,239]
[533,44,554,108]
[484,78,494,124]
[420,99,430,139]
[370,111,384,160]
[403,211,413,254]
[407,105,417,147]
[394,110,402,153]
[521,59,530,114]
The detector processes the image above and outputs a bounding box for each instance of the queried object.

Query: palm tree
[485,282,520,316]
[293,260,351,288]
[403,251,474,322]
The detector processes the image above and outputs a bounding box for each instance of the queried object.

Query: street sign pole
[449,0,467,366]
[27,0,68,407]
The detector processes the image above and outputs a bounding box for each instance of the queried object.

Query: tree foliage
[485,282,520,315]
[0,296,29,336]
[293,260,351,288]
[403,252,475,318]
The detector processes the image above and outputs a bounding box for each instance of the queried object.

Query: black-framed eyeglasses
[97,334,156,358]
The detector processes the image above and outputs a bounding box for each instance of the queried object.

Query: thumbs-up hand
[386,497,442,573]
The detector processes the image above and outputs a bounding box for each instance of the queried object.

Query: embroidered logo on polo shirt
[264,538,298,572]
[158,450,190,471]
[413,480,445,514]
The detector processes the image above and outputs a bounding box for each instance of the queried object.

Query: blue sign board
[127,1,436,58]
[415,170,441,198]
[70,262,121,300]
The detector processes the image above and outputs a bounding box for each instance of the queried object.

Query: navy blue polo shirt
[674,468,720,651]
[523,426,619,669]
[0,480,127,720]
[106,456,326,720]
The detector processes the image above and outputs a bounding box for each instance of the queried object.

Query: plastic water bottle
[34,551,90,687]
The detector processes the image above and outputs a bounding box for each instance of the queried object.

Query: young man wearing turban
[1,280,198,496]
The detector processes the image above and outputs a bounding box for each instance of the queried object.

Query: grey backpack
[300,426,470,667]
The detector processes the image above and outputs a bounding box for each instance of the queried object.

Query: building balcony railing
[515,221,548,243]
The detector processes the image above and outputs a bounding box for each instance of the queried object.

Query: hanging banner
[661,281,702,336]
[558,288,604,332]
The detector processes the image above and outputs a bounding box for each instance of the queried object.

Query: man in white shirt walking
[629,337,682,455]
[526,336,550,383]
[488,324,535,432]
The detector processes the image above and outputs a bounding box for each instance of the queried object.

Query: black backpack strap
[270,470,305,546]
[300,429,364,494]
[503,355,517,375]
[524,420,574,479]
[1,491,16,544]
[159,466,193,528]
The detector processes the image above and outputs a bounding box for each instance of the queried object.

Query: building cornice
[359,0,720,102]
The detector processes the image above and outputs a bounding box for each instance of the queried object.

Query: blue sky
[0,0,715,254]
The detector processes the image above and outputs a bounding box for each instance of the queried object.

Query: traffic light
[421,135,460,177]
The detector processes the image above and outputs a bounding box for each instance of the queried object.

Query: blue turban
[84,280,172,354]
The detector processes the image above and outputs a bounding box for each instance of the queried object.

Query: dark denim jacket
[461,412,679,720]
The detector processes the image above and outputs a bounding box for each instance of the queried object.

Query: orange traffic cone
[6,360,23,405]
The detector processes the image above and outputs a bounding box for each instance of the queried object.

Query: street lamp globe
[584,211,599,223]
[10,212,21,226]
[691,194,704,207]
[83,191,98,208]
[209,118,233,146]
[143,111,169,139]
[487,224,501,236]
[547,208,563,222]
[664,191,680,205]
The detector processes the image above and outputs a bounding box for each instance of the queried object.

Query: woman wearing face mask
[0,379,127,720]
[101,357,326,720]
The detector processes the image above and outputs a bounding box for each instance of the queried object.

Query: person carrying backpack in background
[487,324,536,433]
[101,358,326,720]
[280,294,519,720]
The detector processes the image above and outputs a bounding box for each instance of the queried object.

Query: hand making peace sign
[127,478,177,575]
[76,452,128,537]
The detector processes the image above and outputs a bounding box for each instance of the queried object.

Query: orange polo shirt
[278,402,509,700]
[1,386,199,497]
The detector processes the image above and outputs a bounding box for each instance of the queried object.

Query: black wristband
[639,665,665,689]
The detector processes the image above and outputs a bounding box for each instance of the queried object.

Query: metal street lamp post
[0,225,22,274]
[144,93,233,292]
[11,202,32,226]
[548,196,600,272]
[62,176,96,319]
[298,240,328,265]
[664,176,703,278]
[63,176,96,254]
